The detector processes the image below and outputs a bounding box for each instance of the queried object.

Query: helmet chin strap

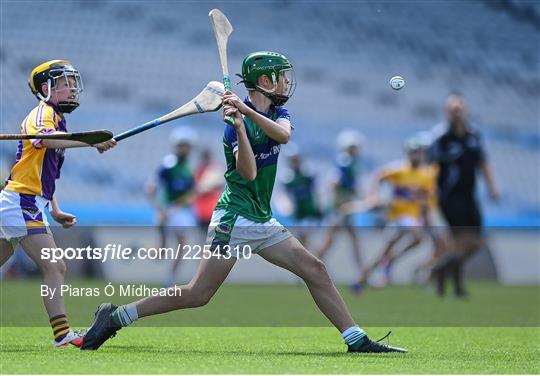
[254,85,289,106]
[254,78,288,106]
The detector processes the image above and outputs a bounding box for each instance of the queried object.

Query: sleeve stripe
[22,115,29,135]
[31,129,55,149]
[38,104,44,126]
[34,104,42,126]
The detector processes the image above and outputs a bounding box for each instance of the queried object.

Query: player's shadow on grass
[107,346,348,357]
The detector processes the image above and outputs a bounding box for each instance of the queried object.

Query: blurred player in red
[193,148,225,229]
[0,60,116,347]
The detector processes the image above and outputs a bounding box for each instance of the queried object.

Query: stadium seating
[0,0,537,224]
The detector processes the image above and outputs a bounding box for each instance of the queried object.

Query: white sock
[341,325,366,346]
[114,303,139,326]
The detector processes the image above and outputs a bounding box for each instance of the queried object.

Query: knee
[192,291,213,307]
[1,240,14,258]
[41,259,67,277]
[459,234,483,254]
[184,285,215,308]
[302,256,331,285]
[469,237,484,252]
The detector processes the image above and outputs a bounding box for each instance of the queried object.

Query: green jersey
[283,167,321,220]
[158,154,194,205]
[335,152,360,205]
[215,99,291,223]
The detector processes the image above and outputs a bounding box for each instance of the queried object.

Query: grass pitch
[1,327,539,374]
[1,281,539,374]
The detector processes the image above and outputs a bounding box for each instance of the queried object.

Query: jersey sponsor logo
[254,145,280,161]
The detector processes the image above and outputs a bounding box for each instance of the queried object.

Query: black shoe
[348,332,407,353]
[80,303,121,350]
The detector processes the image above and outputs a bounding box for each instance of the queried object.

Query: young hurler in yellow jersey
[0,60,116,347]
[348,137,437,293]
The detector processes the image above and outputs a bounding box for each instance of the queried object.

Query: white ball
[390,76,405,90]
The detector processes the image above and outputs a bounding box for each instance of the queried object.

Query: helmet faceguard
[404,137,427,166]
[29,60,83,113]
[240,52,296,106]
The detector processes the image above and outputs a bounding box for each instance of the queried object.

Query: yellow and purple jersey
[4,101,66,200]
[379,161,437,221]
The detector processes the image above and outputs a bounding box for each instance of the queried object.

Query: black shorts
[439,195,482,235]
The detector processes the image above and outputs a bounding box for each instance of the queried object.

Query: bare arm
[41,139,89,149]
[41,137,116,152]
[481,162,499,201]
[50,194,61,213]
[50,194,77,228]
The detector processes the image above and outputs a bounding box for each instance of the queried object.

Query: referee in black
[430,94,499,297]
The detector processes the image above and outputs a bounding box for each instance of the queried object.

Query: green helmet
[240,51,296,106]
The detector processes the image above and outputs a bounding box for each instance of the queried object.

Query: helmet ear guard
[36,80,53,102]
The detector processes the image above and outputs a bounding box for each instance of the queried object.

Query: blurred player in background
[193,148,225,230]
[281,143,322,248]
[410,132,450,287]
[430,94,499,298]
[0,60,116,347]
[146,127,197,286]
[316,130,364,279]
[349,137,437,293]
[82,51,406,353]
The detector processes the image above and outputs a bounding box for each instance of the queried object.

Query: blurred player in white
[0,60,115,347]
[316,130,364,279]
[146,127,197,286]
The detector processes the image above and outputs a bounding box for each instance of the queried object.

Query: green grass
[1,280,539,326]
[1,281,539,373]
[1,327,539,374]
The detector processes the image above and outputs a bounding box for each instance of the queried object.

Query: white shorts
[290,217,320,238]
[0,189,51,243]
[388,215,423,228]
[384,215,428,241]
[166,206,196,237]
[206,209,292,259]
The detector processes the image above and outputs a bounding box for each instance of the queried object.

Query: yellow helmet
[28,60,83,113]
